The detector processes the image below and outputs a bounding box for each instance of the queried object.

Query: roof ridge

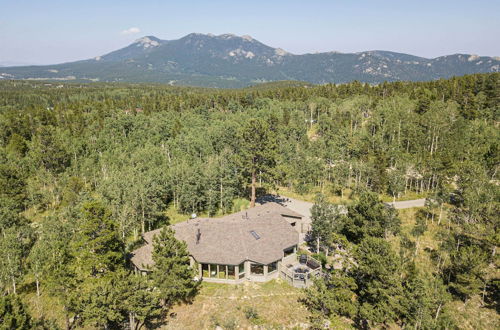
[238,225,250,261]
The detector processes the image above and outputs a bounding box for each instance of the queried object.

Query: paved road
[386,198,426,209]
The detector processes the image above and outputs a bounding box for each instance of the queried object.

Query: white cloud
[121,27,141,35]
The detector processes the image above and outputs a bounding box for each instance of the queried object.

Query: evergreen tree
[76,275,124,329]
[401,262,452,329]
[447,244,488,300]
[123,273,163,330]
[411,211,428,256]
[69,200,125,328]
[151,226,200,308]
[302,269,358,321]
[0,294,32,330]
[342,191,400,243]
[236,117,278,207]
[355,237,405,327]
[72,200,124,277]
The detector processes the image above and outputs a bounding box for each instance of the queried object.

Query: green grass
[166,198,251,226]
[273,185,353,205]
[230,198,250,213]
[276,184,428,205]
[21,289,68,330]
[165,204,191,225]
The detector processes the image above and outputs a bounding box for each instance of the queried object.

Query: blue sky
[1,0,499,65]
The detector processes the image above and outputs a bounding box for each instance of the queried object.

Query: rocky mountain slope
[1,33,498,88]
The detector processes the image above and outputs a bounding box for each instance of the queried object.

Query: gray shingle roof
[131,202,300,270]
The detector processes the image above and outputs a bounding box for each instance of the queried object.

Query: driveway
[258,194,425,244]
[257,195,426,217]
[386,198,426,209]
[257,195,313,218]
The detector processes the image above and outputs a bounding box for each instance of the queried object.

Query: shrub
[244,306,259,320]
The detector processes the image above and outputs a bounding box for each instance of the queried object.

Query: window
[291,222,296,227]
[209,264,217,278]
[238,262,245,279]
[218,265,226,279]
[202,264,209,278]
[268,261,278,274]
[284,246,295,257]
[227,265,235,279]
[250,263,264,275]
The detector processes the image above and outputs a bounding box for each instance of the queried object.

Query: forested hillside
[1,33,499,87]
[0,73,498,328]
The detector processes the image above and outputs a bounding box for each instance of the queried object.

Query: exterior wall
[201,276,246,284]
[198,256,285,284]
[199,262,246,284]
[134,266,151,276]
[282,253,297,266]
[196,245,299,284]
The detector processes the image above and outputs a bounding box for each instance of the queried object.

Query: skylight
[250,230,260,240]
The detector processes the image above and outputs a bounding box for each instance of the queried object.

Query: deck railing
[280,254,322,288]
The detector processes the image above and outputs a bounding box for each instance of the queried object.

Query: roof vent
[250,230,260,240]
[196,228,201,244]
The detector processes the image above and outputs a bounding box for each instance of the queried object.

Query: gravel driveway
[386,198,426,209]
[257,195,426,217]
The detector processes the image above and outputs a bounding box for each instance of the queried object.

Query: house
[131,202,321,286]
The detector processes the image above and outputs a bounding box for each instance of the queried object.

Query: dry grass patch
[446,296,500,330]
[165,280,310,329]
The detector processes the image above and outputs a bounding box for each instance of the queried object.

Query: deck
[280,254,322,288]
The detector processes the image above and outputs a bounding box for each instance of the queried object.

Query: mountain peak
[134,36,161,48]
[182,33,256,42]
[2,32,499,88]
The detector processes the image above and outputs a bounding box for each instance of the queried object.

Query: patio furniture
[306,258,320,270]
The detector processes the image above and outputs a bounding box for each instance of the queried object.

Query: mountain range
[1,33,499,88]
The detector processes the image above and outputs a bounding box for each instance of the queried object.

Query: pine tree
[236,117,278,207]
[122,273,163,330]
[447,244,487,300]
[342,190,400,243]
[0,294,32,330]
[151,226,200,308]
[401,263,451,329]
[72,200,124,277]
[302,269,358,321]
[355,237,405,327]
[69,200,126,328]
[77,275,124,329]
